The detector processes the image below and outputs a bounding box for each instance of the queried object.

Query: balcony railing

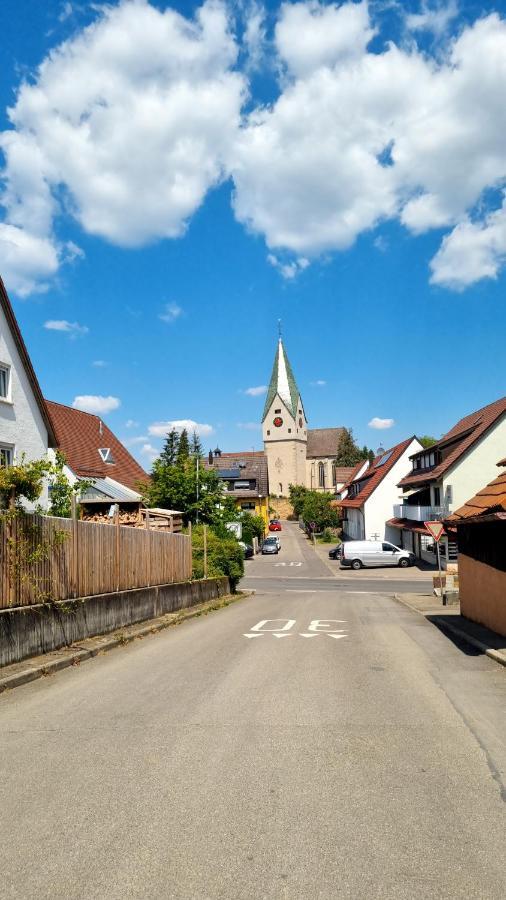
[393,504,449,522]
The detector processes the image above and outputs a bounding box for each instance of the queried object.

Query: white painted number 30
[244,619,347,639]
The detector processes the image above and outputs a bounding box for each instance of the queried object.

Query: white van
[340,541,414,570]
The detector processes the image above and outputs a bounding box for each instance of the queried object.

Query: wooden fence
[0,513,192,609]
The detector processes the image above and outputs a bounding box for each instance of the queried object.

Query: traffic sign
[424,521,445,542]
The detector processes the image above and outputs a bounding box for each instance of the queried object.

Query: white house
[339,437,423,543]
[0,277,56,507]
[390,397,506,567]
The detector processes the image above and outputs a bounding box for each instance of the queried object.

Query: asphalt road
[1,523,506,898]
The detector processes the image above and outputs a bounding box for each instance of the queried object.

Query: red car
[269,520,282,532]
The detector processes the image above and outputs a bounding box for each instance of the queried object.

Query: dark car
[328,545,342,560]
[243,544,254,559]
[262,537,279,554]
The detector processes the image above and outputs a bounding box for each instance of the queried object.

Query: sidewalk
[395,592,506,668]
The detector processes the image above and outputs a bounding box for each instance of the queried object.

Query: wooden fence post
[71,494,78,598]
[146,510,151,588]
[8,488,16,607]
[115,506,120,592]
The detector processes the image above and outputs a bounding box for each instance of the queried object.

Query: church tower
[262,338,308,496]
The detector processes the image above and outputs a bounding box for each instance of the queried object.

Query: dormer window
[98,447,115,464]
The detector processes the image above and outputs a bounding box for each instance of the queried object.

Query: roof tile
[340,437,416,509]
[46,400,148,492]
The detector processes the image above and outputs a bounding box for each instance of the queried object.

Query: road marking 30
[243,619,348,640]
[274,562,303,567]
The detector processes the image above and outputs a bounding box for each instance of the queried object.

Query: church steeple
[262,338,303,422]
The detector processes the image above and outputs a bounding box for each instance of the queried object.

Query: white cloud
[72,395,120,414]
[275,1,375,78]
[406,1,459,38]
[44,319,89,336]
[122,434,149,447]
[230,5,506,287]
[0,224,59,297]
[148,419,214,437]
[310,379,326,386]
[125,419,139,428]
[430,197,506,289]
[243,3,266,72]
[237,421,261,430]
[368,416,395,429]
[0,0,245,293]
[92,359,107,367]
[159,302,183,323]
[267,253,309,279]
[140,442,159,463]
[244,385,267,396]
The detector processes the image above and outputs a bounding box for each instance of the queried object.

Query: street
[1,524,506,898]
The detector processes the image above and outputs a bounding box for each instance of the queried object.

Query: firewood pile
[81,509,181,531]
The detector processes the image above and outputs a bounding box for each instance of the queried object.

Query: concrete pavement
[1,522,506,898]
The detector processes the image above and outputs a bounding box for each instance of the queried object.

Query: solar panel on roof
[217,468,241,479]
[376,450,393,467]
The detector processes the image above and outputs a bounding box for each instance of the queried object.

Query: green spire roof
[262,338,301,421]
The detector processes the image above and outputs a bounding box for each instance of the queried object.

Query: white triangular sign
[424,521,445,542]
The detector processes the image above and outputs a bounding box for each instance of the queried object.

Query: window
[279,482,283,494]
[318,461,325,488]
[0,445,13,467]
[332,462,337,486]
[446,485,453,505]
[433,486,441,505]
[288,428,292,433]
[241,502,256,511]
[98,448,115,464]
[234,480,251,490]
[0,364,10,400]
[274,409,281,414]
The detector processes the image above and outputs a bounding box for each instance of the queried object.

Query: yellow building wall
[234,496,269,533]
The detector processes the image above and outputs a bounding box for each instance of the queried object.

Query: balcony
[393,504,449,522]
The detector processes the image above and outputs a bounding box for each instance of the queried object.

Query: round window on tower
[273,416,283,428]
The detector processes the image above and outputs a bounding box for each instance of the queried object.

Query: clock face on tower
[273,416,283,428]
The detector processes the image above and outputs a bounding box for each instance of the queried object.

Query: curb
[431,616,506,668]
[394,593,506,669]
[0,590,255,695]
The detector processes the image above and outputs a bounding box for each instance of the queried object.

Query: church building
[262,338,353,496]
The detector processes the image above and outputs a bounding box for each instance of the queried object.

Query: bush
[319,528,334,543]
[191,525,244,591]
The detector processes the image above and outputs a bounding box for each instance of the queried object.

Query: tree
[159,429,179,466]
[176,428,190,465]
[288,484,309,518]
[301,491,340,532]
[144,456,224,525]
[360,445,375,464]
[0,455,51,508]
[419,435,437,448]
[335,428,362,466]
[190,430,203,458]
[47,451,91,518]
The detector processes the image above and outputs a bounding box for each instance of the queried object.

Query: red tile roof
[334,466,356,484]
[386,517,438,535]
[340,437,416,509]
[399,397,506,488]
[447,458,506,523]
[46,400,148,492]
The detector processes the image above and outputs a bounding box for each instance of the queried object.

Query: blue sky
[1,0,506,469]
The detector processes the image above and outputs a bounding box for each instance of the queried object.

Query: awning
[386,517,446,536]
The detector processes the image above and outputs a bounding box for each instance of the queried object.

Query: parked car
[340,541,415,570]
[269,520,282,532]
[328,545,342,560]
[238,541,254,559]
[261,536,279,555]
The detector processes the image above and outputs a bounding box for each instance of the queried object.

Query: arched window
[332,462,337,486]
[318,462,325,488]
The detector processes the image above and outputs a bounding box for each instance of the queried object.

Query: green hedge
[191,526,244,591]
